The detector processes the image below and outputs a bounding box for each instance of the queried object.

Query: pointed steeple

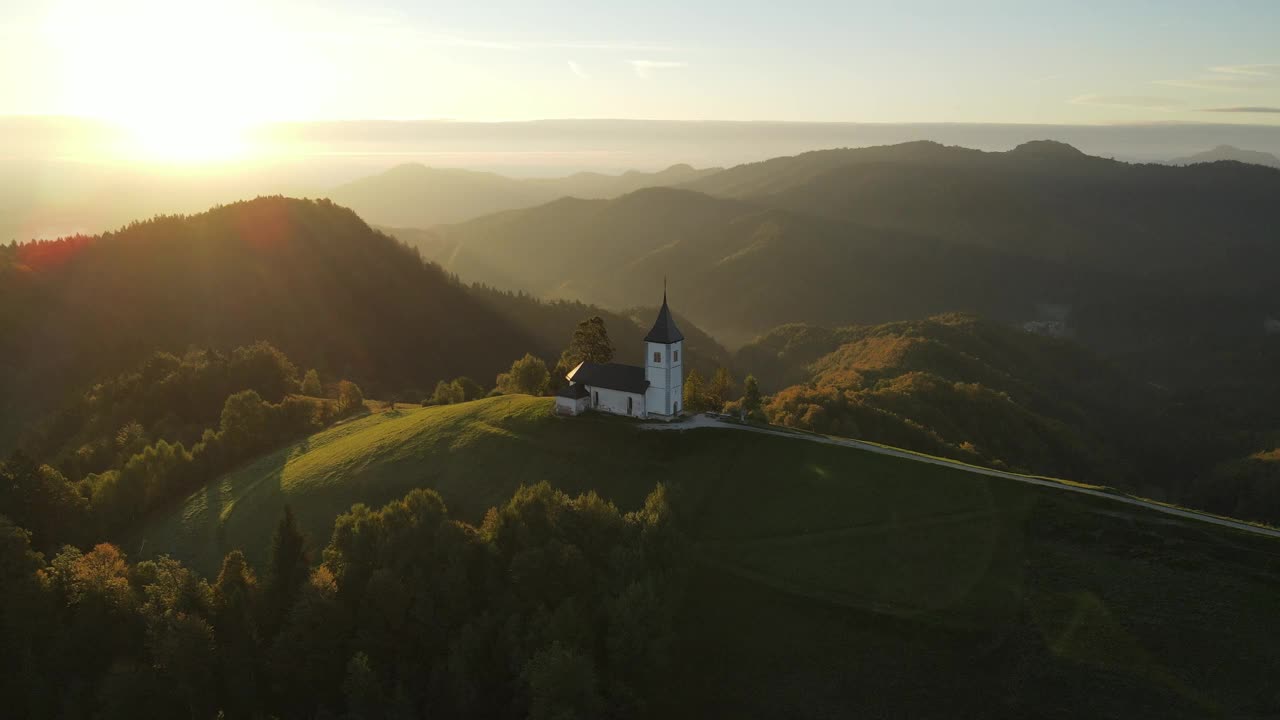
[644,282,684,343]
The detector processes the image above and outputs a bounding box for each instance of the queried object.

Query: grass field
[136,395,1280,717]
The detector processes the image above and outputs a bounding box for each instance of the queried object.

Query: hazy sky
[4,0,1280,126]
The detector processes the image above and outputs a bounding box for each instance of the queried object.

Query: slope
[135,394,1280,718]
[0,198,543,447]
[329,162,722,229]
[754,315,1234,501]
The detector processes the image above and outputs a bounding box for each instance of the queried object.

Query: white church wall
[554,395,589,416]
[586,386,646,418]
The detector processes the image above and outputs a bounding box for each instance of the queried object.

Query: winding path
[642,413,1280,541]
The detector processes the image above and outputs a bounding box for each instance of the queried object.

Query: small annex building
[555,290,684,420]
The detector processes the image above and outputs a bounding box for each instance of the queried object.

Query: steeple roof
[644,290,684,344]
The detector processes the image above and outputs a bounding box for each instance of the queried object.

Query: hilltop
[1169,144,1280,168]
[132,393,1280,717]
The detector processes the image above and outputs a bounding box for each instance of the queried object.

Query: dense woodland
[0,481,684,719]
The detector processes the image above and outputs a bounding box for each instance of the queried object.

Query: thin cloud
[631,59,687,79]
[1070,94,1184,111]
[567,60,590,80]
[1210,64,1280,77]
[1156,62,1280,92]
[1202,106,1280,113]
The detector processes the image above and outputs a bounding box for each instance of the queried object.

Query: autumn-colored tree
[337,380,365,417]
[683,370,709,413]
[707,367,736,411]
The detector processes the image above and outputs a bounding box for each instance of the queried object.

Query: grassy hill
[135,394,1280,717]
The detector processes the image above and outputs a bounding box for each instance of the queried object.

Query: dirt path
[642,414,1280,541]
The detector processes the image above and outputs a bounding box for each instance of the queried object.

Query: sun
[120,115,251,165]
[46,0,282,166]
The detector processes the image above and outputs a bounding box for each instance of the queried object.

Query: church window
[653,351,662,363]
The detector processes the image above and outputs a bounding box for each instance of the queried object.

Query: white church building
[555,292,684,419]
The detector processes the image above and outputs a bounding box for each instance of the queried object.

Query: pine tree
[264,505,309,637]
[742,375,763,420]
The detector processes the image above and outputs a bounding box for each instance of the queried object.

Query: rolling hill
[0,197,731,451]
[749,315,1236,502]
[133,394,1280,718]
[1169,144,1280,168]
[329,162,721,228]
[397,141,1280,348]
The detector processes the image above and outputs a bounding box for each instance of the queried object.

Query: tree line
[0,480,685,718]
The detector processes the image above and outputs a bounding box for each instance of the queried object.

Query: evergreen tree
[264,505,309,637]
[742,375,763,419]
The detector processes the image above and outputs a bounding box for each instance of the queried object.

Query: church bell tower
[644,282,684,417]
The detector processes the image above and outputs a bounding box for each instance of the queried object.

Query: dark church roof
[555,383,590,399]
[567,361,650,394]
[644,292,685,344]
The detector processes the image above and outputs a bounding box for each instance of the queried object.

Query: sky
[4,0,1280,129]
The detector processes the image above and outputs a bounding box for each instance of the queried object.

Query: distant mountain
[329,162,721,228]
[1169,144,1280,168]
[398,141,1280,347]
[399,186,1083,346]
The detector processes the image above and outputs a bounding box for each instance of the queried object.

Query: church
[554,291,684,419]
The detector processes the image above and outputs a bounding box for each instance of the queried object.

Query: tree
[496,354,550,396]
[429,379,466,406]
[301,369,324,397]
[683,370,709,413]
[742,375,763,420]
[708,367,736,411]
[562,316,615,368]
[264,505,310,637]
[337,381,365,417]
[455,376,485,401]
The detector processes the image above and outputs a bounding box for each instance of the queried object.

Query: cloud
[567,60,590,80]
[1202,106,1280,113]
[1155,63,1280,92]
[1210,64,1280,77]
[630,59,686,79]
[1070,94,1184,111]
